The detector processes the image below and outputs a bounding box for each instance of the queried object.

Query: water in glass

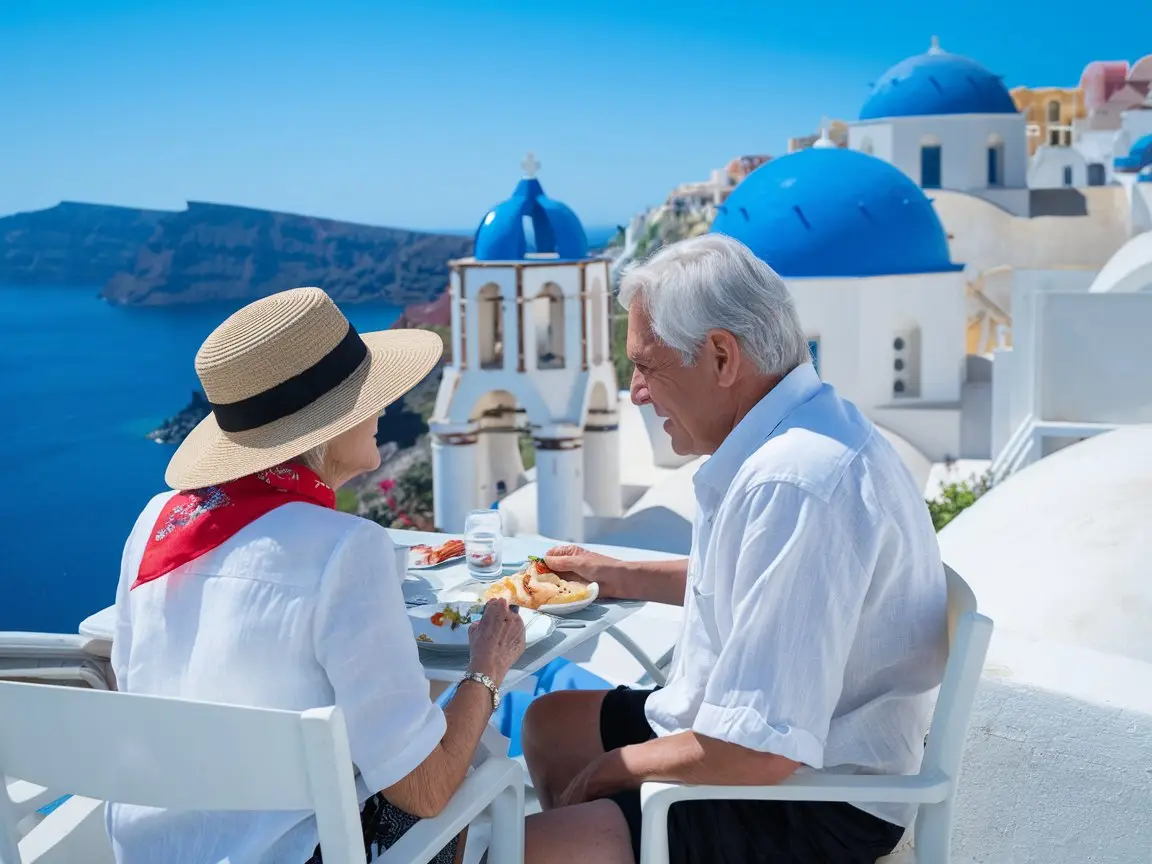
[465,510,503,581]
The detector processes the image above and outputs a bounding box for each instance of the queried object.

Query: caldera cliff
[1,201,473,306]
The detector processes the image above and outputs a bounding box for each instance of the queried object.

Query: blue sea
[0,285,402,634]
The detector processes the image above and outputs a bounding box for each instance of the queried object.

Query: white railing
[991,416,1121,485]
[989,414,1036,483]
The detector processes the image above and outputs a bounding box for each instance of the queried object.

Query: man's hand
[545,546,691,606]
[543,545,631,599]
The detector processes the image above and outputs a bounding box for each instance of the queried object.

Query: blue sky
[3,0,1150,230]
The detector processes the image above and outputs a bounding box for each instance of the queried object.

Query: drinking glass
[464,509,504,582]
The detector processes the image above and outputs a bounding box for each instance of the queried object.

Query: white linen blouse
[106,493,445,864]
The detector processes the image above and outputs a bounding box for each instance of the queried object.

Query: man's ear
[706,329,741,388]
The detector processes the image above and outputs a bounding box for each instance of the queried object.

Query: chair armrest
[604,626,668,687]
[637,773,949,864]
[378,757,525,864]
[6,780,60,820]
[16,795,113,864]
[643,772,950,807]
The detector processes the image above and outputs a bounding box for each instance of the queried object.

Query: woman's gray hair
[617,234,811,376]
[294,442,329,476]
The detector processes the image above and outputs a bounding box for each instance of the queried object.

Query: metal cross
[521,151,541,178]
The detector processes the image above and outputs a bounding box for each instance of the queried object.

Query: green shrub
[610,311,632,388]
[519,434,536,471]
[335,488,360,514]
[926,471,993,532]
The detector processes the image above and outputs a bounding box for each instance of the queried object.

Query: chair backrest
[920,564,994,785]
[0,682,365,864]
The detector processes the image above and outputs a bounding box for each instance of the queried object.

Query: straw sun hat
[165,286,443,490]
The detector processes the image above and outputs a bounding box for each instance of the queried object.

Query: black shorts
[599,686,905,864]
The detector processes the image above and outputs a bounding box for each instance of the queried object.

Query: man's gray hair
[617,234,811,377]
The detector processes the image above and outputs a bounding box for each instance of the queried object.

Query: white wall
[1119,109,1152,149]
[1028,145,1088,189]
[869,405,962,461]
[850,114,1028,201]
[1035,292,1152,424]
[1007,269,1099,435]
[989,348,1014,458]
[789,271,967,460]
[953,632,1152,864]
[1132,181,1152,234]
[848,121,894,161]
[792,272,966,403]
[932,187,1130,279]
[1072,128,1118,183]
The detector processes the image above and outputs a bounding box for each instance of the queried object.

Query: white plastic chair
[0,632,114,691]
[638,565,993,864]
[0,682,524,864]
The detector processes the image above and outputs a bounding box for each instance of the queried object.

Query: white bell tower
[429,156,620,542]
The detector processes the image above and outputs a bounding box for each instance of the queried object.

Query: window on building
[1063,165,1074,187]
[532,283,566,370]
[987,137,1005,187]
[477,283,505,370]
[920,145,942,189]
[1088,163,1106,186]
[1047,100,1061,123]
[892,329,921,398]
[589,277,606,365]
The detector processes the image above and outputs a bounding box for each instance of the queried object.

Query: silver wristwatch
[460,671,501,711]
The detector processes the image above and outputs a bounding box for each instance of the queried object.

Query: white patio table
[77,528,684,695]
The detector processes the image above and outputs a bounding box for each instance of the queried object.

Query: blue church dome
[860,38,1018,121]
[710,147,962,279]
[1115,134,1152,173]
[473,162,588,261]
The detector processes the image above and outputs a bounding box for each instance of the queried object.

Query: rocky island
[0,201,472,306]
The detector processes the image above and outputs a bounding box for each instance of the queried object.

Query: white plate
[409,602,556,652]
[406,545,465,570]
[453,580,600,616]
[535,581,599,616]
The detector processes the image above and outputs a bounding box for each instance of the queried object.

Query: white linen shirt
[644,363,948,827]
[106,496,445,864]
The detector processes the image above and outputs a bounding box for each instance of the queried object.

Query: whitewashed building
[847,37,1031,217]
[428,156,619,542]
[710,145,975,461]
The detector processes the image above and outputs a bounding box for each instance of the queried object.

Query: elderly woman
[107,287,525,864]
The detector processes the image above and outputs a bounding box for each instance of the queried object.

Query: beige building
[1010,86,1086,155]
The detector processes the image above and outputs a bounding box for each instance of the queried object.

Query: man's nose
[630,368,650,405]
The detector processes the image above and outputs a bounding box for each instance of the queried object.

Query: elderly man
[518,234,947,864]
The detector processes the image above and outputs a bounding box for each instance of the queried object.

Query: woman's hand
[543,545,630,599]
[467,598,525,686]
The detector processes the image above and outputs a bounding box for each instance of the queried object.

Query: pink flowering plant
[362,459,435,531]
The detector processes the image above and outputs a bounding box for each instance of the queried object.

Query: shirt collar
[693,363,823,508]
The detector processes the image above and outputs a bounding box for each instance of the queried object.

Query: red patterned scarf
[133,463,336,589]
